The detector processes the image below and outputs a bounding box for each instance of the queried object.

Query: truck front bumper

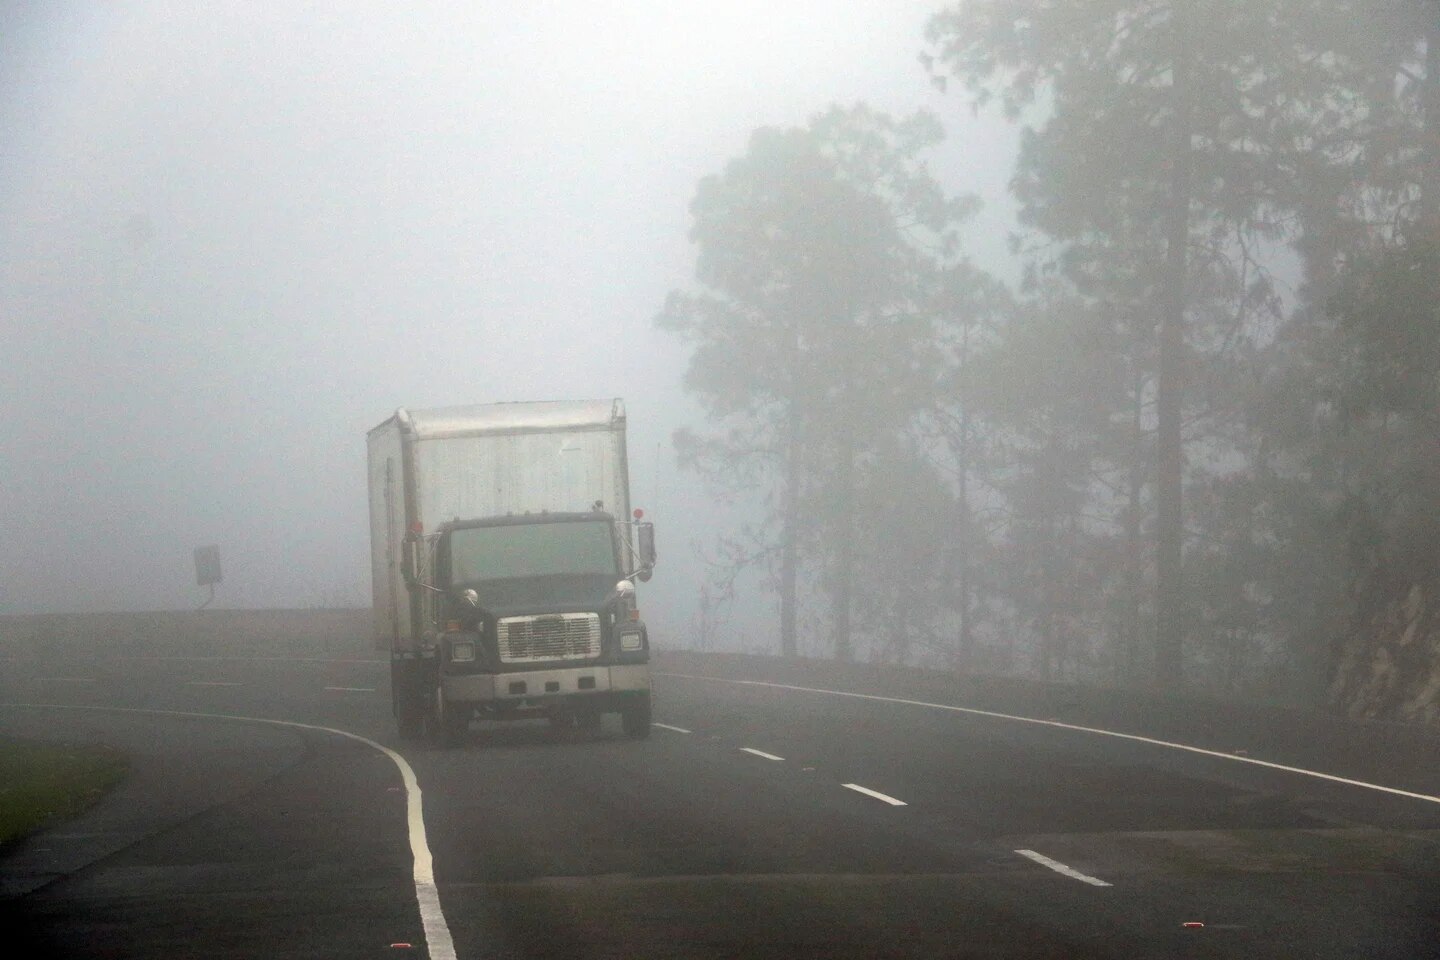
[441,663,650,703]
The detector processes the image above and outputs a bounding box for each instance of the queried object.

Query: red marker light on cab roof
[410,521,423,534]
[633,508,644,519]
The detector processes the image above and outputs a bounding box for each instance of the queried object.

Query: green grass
[0,739,129,847]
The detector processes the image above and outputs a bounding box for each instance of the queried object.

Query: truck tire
[621,693,651,740]
[428,684,470,748]
[442,704,470,746]
[392,661,426,740]
[397,708,425,741]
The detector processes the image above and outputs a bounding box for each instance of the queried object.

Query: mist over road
[4,634,1439,958]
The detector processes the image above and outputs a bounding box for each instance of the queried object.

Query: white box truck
[367,399,655,745]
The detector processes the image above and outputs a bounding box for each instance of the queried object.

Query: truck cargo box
[367,399,631,651]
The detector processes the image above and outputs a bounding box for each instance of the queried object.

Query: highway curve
[3,645,1440,959]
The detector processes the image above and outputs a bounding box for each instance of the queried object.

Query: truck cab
[405,511,654,743]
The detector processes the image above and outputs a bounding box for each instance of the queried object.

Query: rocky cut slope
[1330,570,1440,723]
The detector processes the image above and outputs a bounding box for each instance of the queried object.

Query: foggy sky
[0,2,1017,644]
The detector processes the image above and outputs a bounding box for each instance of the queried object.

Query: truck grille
[497,613,602,663]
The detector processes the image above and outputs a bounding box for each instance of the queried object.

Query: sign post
[194,545,222,610]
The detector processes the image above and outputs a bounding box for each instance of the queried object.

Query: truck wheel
[392,662,426,741]
[621,694,651,740]
[442,704,470,746]
[428,685,470,748]
[397,708,425,741]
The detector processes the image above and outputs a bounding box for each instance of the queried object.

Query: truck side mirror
[637,522,656,582]
[401,537,419,587]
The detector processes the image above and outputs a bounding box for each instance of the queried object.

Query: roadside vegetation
[661,0,1440,717]
[0,739,129,848]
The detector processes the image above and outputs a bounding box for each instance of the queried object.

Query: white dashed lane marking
[324,686,377,693]
[653,723,692,734]
[1015,849,1112,887]
[186,681,244,687]
[659,673,1440,807]
[740,747,785,761]
[842,783,908,806]
[32,677,96,683]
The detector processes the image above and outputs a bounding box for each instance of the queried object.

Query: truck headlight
[450,640,477,662]
[619,631,643,652]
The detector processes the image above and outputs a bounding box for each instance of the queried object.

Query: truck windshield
[447,520,617,582]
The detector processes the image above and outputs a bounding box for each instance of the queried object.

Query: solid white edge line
[842,783,908,806]
[739,746,785,761]
[9,657,388,665]
[32,677,97,683]
[142,656,389,664]
[658,673,1440,807]
[186,681,244,687]
[652,723,692,734]
[324,686,378,693]
[37,656,388,665]
[1015,849,1112,887]
[0,702,457,960]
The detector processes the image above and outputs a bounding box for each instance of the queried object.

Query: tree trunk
[1038,526,1057,683]
[953,323,975,670]
[832,431,856,663]
[957,438,973,664]
[1421,10,1440,240]
[891,584,911,666]
[780,400,801,658]
[1037,433,1061,682]
[698,584,714,650]
[1124,365,1145,684]
[1155,2,1193,690]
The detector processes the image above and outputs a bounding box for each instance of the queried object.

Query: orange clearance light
[445,620,461,632]
[633,508,643,519]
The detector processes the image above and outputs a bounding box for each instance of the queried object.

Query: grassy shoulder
[0,739,129,848]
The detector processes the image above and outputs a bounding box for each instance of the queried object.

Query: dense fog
[5,1,1439,703]
[0,2,994,636]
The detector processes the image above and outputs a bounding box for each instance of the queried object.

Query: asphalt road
[3,645,1440,959]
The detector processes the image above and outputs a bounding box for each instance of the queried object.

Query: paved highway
[3,646,1440,958]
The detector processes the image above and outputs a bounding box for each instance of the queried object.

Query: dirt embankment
[0,608,374,660]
